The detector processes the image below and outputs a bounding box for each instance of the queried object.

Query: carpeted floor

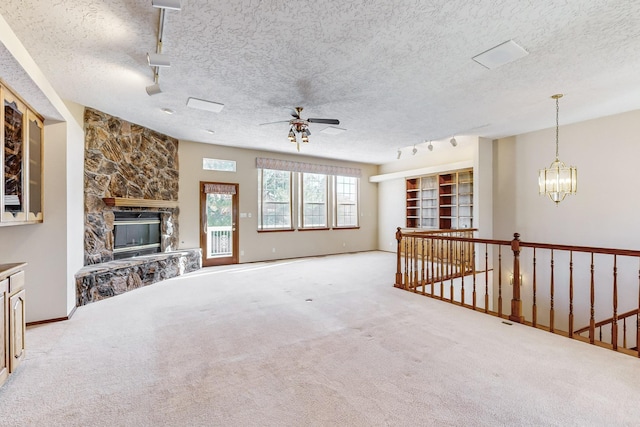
[1,251,639,426]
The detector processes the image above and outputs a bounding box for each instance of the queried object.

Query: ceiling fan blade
[259,120,291,126]
[308,118,340,125]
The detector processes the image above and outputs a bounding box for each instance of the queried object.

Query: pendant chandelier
[538,94,577,205]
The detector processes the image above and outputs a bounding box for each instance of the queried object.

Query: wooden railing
[395,228,640,357]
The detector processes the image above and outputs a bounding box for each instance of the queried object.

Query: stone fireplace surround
[75,108,201,305]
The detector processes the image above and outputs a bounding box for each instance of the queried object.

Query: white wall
[0,16,85,322]
[493,109,640,248]
[178,141,379,263]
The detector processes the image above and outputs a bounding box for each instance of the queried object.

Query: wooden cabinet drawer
[8,270,25,294]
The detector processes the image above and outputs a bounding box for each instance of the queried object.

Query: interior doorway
[200,182,239,266]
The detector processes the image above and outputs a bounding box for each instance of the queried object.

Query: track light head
[147,52,171,67]
[428,141,434,151]
[145,83,162,96]
[450,136,458,147]
[412,145,417,156]
[397,149,402,160]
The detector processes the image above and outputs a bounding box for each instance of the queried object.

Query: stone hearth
[76,249,202,306]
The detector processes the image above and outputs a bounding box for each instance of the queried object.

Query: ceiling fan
[260,107,340,152]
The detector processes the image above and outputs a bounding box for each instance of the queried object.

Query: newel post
[395,227,404,288]
[509,233,524,323]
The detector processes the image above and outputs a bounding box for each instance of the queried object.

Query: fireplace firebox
[113,212,162,260]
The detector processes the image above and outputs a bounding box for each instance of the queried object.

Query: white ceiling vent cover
[472,40,529,69]
[186,97,224,113]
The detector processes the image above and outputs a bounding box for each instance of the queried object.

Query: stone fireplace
[76,108,201,306]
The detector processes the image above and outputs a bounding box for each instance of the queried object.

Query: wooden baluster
[612,255,618,350]
[509,233,523,323]
[395,228,403,288]
[461,240,465,306]
[623,317,627,349]
[430,238,435,298]
[637,259,640,358]
[439,238,444,300]
[599,326,602,342]
[498,246,503,318]
[421,239,426,294]
[484,243,489,313]
[472,242,477,310]
[590,253,595,344]
[533,247,537,327]
[550,249,555,333]
[411,237,420,292]
[404,236,410,290]
[569,251,574,338]
[449,238,454,302]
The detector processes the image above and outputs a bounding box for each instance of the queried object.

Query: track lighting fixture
[427,141,434,151]
[412,145,417,155]
[152,0,181,10]
[450,136,458,147]
[397,149,402,160]
[145,82,162,96]
[146,1,180,95]
[147,52,171,67]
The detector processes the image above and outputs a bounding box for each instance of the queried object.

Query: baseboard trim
[26,305,77,326]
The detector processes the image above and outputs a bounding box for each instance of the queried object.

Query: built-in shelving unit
[405,169,473,229]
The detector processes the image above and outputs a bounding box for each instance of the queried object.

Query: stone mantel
[102,197,179,209]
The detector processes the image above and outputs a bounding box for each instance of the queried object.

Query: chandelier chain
[555,96,559,160]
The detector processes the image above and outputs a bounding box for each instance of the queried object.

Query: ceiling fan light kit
[262,107,340,152]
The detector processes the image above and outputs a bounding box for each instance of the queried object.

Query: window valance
[203,183,237,194]
[256,157,361,177]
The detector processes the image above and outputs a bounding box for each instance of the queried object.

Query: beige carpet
[1,251,639,426]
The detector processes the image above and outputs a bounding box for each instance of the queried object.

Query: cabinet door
[0,278,8,386]
[27,111,43,221]
[2,90,27,222]
[9,288,25,372]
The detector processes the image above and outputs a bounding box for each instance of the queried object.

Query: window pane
[335,176,358,227]
[260,169,291,229]
[302,173,327,228]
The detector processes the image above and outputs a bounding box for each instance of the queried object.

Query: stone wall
[84,108,180,265]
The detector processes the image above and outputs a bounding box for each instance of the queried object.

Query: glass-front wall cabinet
[1,81,44,225]
[405,168,473,230]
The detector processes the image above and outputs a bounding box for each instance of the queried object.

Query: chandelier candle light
[538,94,578,205]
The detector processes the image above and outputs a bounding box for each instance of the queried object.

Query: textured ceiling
[1,1,639,165]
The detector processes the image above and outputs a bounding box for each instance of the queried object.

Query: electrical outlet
[272,248,276,253]
[240,250,244,256]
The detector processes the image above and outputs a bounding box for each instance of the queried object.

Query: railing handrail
[397,227,640,258]
[395,227,640,357]
[574,309,639,335]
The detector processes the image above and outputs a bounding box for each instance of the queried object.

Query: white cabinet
[0,263,26,388]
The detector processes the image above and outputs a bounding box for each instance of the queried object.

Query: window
[301,173,327,228]
[256,157,361,231]
[335,176,358,227]
[258,169,292,229]
[203,158,236,172]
